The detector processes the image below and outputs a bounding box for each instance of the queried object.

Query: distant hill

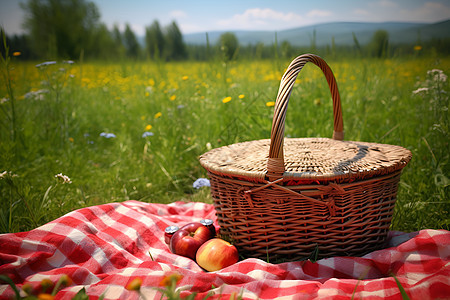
[183,20,450,47]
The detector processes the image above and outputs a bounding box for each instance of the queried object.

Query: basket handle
[267,54,344,180]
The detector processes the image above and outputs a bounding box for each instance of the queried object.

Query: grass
[0,54,449,233]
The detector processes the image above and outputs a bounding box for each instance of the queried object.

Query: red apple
[196,238,239,272]
[169,222,213,260]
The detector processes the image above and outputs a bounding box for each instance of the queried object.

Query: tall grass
[0,55,448,233]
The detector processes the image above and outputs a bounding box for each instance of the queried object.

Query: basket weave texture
[199,54,412,261]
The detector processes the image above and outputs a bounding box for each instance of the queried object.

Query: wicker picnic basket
[199,54,412,261]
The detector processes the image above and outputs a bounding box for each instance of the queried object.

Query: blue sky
[1,0,450,36]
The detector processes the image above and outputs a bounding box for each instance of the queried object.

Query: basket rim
[199,137,412,183]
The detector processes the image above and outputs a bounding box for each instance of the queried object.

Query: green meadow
[1,55,448,233]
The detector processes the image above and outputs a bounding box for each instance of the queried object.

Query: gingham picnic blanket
[0,200,449,300]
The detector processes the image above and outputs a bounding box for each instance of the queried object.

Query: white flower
[55,173,72,184]
[427,69,448,82]
[36,61,57,68]
[0,171,18,179]
[412,87,429,95]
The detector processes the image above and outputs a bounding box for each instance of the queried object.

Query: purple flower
[100,132,116,138]
[142,131,154,138]
[193,178,210,189]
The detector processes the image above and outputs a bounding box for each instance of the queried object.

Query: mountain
[183,20,450,47]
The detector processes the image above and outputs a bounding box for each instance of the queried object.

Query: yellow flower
[40,279,53,293]
[68,137,74,143]
[154,112,162,119]
[222,96,232,103]
[145,124,152,131]
[266,101,275,107]
[159,272,183,287]
[13,51,21,56]
[59,274,72,286]
[126,277,142,291]
[37,293,55,300]
[182,75,189,80]
[238,94,245,99]
[22,283,33,295]
[141,115,146,120]
[414,45,422,51]
[169,95,176,101]
[145,92,150,97]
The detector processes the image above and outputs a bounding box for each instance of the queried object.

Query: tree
[112,24,126,58]
[369,30,389,58]
[218,32,238,62]
[164,21,187,60]
[145,20,165,60]
[280,41,293,59]
[21,0,101,59]
[123,23,140,58]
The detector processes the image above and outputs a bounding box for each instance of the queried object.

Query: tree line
[1,0,449,62]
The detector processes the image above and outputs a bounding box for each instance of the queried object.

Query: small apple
[169,222,213,260]
[196,238,239,272]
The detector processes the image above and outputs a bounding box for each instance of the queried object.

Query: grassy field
[1,55,449,234]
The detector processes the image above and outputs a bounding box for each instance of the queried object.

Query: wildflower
[100,132,116,138]
[414,45,422,51]
[126,277,142,291]
[68,137,74,143]
[412,87,429,95]
[145,86,153,94]
[427,69,448,82]
[59,274,72,286]
[21,283,33,295]
[145,124,152,131]
[154,112,162,119]
[222,96,232,103]
[36,61,57,68]
[13,51,21,56]
[238,94,245,99]
[177,104,185,110]
[37,293,55,300]
[182,75,189,80]
[141,115,146,120]
[266,101,275,107]
[63,60,74,64]
[40,279,54,293]
[1,97,9,104]
[0,171,18,179]
[55,173,72,184]
[169,95,176,101]
[159,272,183,287]
[142,131,154,138]
[193,178,210,189]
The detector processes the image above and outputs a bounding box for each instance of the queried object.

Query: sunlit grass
[1,56,448,233]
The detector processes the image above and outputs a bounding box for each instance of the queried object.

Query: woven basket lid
[199,54,412,183]
[199,138,412,182]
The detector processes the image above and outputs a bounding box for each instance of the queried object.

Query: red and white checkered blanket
[0,200,449,299]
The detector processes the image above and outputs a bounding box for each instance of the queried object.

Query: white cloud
[377,0,398,8]
[170,10,187,19]
[217,8,304,30]
[307,9,332,18]
[352,1,450,23]
[353,8,370,16]
[398,2,450,22]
